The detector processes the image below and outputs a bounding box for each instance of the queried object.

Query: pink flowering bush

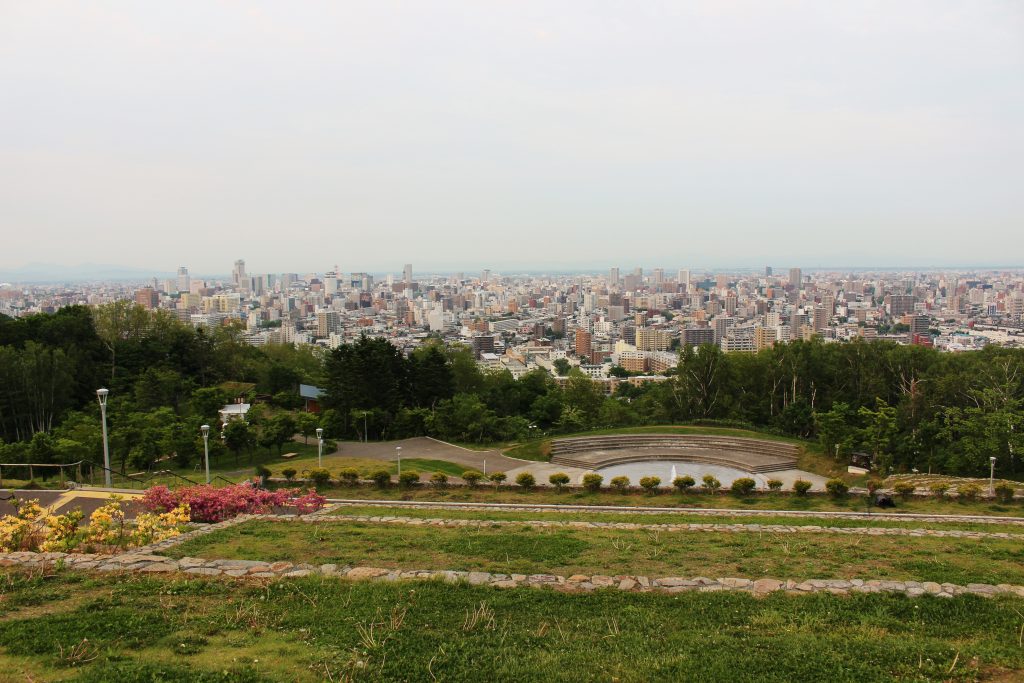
[141,484,326,523]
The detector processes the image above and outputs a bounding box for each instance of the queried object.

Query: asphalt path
[1,489,144,520]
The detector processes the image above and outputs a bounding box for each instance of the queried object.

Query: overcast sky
[2,1,1022,276]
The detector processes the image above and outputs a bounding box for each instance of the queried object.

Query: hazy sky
[2,1,1022,276]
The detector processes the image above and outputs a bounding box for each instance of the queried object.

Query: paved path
[334,436,526,473]
[1,488,144,519]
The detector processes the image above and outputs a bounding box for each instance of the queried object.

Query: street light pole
[317,428,324,468]
[396,446,402,477]
[990,456,997,497]
[96,388,111,488]
[201,424,210,484]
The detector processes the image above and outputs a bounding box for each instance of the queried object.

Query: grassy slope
[329,504,1024,533]
[315,484,1024,516]
[1,571,1022,682]
[164,519,1024,586]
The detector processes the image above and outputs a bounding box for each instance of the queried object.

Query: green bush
[489,472,507,487]
[254,465,272,481]
[307,467,331,490]
[892,482,916,500]
[462,470,484,487]
[766,478,783,491]
[958,483,981,501]
[866,478,883,494]
[994,482,1016,503]
[701,474,721,494]
[282,467,297,481]
[731,477,756,496]
[610,476,630,492]
[582,473,603,492]
[430,471,449,488]
[673,475,695,492]
[792,479,812,496]
[549,472,570,491]
[398,470,420,488]
[639,476,661,493]
[929,482,950,498]
[515,472,536,490]
[370,469,391,488]
[339,468,360,486]
[825,478,849,498]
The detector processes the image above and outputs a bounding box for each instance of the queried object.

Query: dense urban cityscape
[4,263,1023,379]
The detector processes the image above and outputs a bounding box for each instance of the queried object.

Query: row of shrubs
[278,467,1019,502]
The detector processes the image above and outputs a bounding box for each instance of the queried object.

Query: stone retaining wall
[1,550,1021,600]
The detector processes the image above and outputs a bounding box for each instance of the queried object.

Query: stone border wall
[1,550,1021,600]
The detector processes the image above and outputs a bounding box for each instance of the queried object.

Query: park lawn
[315,484,1024,517]
[163,519,1024,586]
[329,504,1024,533]
[1,570,1024,682]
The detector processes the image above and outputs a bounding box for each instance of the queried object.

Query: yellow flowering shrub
[0,496,190,554]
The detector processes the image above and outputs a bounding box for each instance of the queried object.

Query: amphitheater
[549,434,800,475]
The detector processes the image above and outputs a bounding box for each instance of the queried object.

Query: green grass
[316,484,1024,517]
[164,519,1024,586]
[1,570,1023,681]
[329,504,1024,533]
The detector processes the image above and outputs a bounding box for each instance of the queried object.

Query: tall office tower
[233,260,247,289]
[609,267,620,286]
[812,306,828,331]
[653,268,665,288]
[403,264,413,285]
[765,266,773,276]
[481,269,491,283]
[724,295,737,315]
[678,269,690,291]
[789,268,802,290]
[634,267,643,281]
[176,267,190,293]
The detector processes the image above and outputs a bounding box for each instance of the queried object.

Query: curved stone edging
[1,550,1021,600]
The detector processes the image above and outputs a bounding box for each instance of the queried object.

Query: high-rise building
[653,268,665,288]
[135,287,158,310]
[887,294,917,318]
[233,260,247,289]
[678,269,690,291]
[765,266,773,276]
[403,264,413,285]
[608,267,620,286]
[176,267,190,293]
[575,329,593,359]
[636,327,672,351]
[789,268,802,290]
[481,269,491,283]
[316,310,342,337]
[754,326,776,351]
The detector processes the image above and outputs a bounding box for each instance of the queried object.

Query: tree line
[1,304,1022,479]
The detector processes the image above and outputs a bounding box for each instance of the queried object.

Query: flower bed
[0,497,189,553]
[141,483,325,523]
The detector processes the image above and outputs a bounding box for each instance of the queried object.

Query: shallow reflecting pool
[594,461,767,488]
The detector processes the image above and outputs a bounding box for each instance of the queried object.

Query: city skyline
[3,1,1022,274]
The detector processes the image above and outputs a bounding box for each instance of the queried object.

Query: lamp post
[316,428,324,468]
[990,456,997,497]
[396,446,402,477]
[96,388,111,488]
[201,424,211,484]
